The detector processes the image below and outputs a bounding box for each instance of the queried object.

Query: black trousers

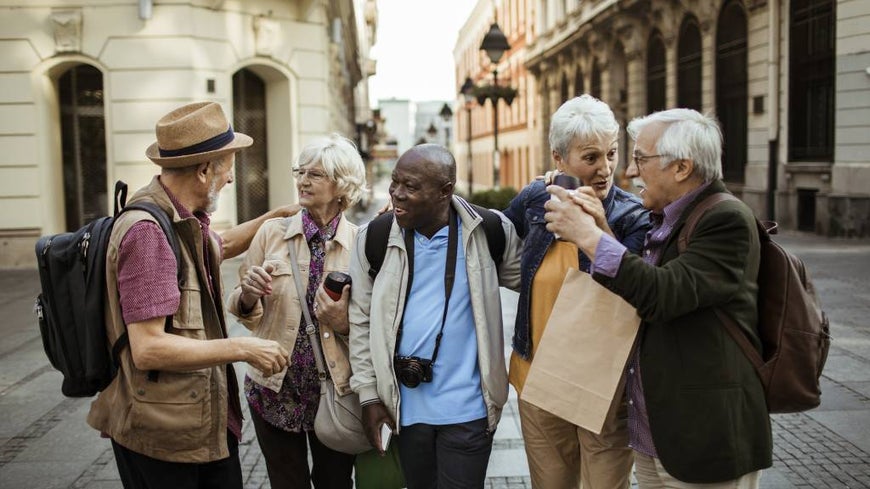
[397,417,493,489]
[112,432,242,489]
[250,407,355,489]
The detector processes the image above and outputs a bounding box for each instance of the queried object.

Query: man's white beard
[206,177,220,213]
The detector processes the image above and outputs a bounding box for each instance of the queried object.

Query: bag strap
[287,241,329,379]
[470,204,506,269]
[365,204,504,280]
[394,207,459,365]
[675,192,764,370]
[110,181,185,380]
[676,192,738,254]
[365,211,394,280]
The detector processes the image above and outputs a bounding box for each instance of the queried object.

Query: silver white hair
[626,108,723,182]
[548,94,620,158]
[295,133,368,209]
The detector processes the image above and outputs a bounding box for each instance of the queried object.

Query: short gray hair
[549,94,620,158]
[295,134,368,209]
[626,109,723,182]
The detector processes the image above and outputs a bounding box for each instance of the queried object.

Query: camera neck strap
[287,241,329,381]
[398,206,458,366]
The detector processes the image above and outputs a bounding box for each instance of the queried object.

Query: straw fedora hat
[145,101,253,168]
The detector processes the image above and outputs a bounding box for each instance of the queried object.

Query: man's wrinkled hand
[237,337,288,376]
[544,185,602,252]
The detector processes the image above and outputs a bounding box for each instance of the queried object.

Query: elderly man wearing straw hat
[87,102,294,489]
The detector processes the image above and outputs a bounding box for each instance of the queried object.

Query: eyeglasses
[631,153,674,169]
[291,167,328,182]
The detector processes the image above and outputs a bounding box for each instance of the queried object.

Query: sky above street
[368,0,476,106]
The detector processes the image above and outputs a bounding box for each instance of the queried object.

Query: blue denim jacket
[503,180,651,359]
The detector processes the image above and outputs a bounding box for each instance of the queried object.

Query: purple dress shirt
[592,182,710,457]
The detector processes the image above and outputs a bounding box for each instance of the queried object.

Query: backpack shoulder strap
[470,204,506,268]
[113,192,183,380]
[675,191,764,368]
[677,192,739,254]
[121,202,183,283]
[364,204,507,280]
[365,211,395,280]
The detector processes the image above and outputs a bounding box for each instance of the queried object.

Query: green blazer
[594,180,772,483]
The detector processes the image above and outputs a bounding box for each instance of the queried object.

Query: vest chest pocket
[129,369,213,449]
[172,279,206,337]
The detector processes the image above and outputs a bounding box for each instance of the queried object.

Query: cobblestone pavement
[771,412,870,487]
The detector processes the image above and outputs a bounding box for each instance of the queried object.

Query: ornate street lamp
[426,121,438,141]
[479,22,511,187]
[460,76,476,194]
[439,103,453,149]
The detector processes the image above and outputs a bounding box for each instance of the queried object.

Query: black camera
[394,355,434,388]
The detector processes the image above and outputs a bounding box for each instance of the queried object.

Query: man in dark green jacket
[544,108,772,487]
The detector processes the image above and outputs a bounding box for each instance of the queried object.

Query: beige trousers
[634,452,761,489]
[518,394,633,489]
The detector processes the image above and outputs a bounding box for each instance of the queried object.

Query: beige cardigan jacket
[227,213,357,395]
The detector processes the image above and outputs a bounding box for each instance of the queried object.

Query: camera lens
[399,369,422,388]
[395,357,426,388]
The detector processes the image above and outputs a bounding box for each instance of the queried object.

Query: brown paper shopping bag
[520,269,641,434]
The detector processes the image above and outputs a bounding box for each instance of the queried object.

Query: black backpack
[364,203,505,279]
[678,192,831,413]
[34,181,181,397]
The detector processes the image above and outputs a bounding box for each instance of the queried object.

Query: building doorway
[59,65,107,231]
[232,68,269,222]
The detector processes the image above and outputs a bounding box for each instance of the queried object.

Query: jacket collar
[129,176,188,223]
[282,211,354,251]
[662,179,730,251]
[386,195,486,250]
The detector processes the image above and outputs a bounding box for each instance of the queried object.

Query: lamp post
[439,103,453,149]
[426,121,437,142]
[460,77,476,195]
[479,22,511,188]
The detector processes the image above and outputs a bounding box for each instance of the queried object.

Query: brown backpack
[678,192,831,413]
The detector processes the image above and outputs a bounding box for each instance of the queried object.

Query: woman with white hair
[503,95,651,489]
[228,134,367,488]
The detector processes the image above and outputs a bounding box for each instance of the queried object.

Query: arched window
[611,41,629,180]
[59,65,107,231]
[560,72,569,104]
[716,1,748,183]
[678,16,702,111]
[574,67,585,96]
[789,0,835,161]
[590,58,601,99]
[646,32,666,113]
[232,68,269,222]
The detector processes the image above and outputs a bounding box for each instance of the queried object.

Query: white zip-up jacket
[348,196,521,433]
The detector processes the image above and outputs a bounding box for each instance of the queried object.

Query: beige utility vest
[87,177,235,463]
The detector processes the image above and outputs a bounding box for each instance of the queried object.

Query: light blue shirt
[398,220,487,426]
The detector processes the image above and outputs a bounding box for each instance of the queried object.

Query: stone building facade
[525,0,870,236]
[454,0,539,193]
[0,0,378,267]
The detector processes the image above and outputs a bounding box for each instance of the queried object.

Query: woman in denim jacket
[502,95,651,489]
